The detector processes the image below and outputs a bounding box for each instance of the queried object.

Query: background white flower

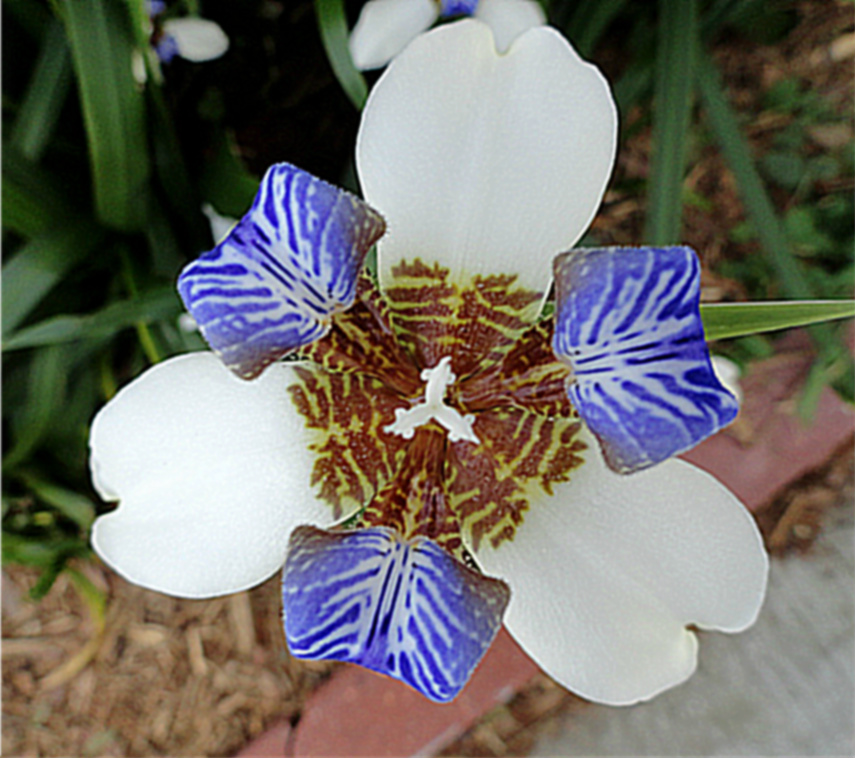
[156,17,230,63]
[349,0,546,70]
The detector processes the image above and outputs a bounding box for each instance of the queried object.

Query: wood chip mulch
[2,569,335,757]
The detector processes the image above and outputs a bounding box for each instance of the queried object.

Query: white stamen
[384,356,480,444]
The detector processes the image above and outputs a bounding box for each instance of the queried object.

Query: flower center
[384,357,479,444]
[291,268,586,550]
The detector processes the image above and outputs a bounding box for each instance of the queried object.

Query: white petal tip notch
[552,246,739,474]
[282,525,510,703]
[178,164,386,380]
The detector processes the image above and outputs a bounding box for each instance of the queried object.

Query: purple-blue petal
[155,34,179,63]
[177,163,385,380]
[439,0,479,18]
[552,246,738,474]
[282,525,510,703]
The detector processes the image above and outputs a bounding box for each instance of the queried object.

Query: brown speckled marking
[288,261,586,554]
[382,261,542,378]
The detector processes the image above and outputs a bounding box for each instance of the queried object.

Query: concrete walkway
[531,503,854,756]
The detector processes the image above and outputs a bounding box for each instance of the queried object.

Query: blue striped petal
[440,0,479,17]
[282,525,510,703]
[552,246,738,474]
[178,164,385,379]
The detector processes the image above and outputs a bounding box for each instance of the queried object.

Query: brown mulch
[2,2,852,757]
[2,570,335,757]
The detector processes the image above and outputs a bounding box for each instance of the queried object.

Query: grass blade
[701,300,855,341]
[2,219,105,336]
[562,0,629,58]
[4,0,51,39]
[696,50,811,299]
[644,0,698,245]
[3,346,69,469]
[59,0,150,231]
[2,148,76,238]
[3,287,181,352]
[17,473,96,529]
[314,0,367,110]
[198,128,260,218]
[10,19,73,161]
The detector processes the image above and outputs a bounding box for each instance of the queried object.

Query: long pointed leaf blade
[701,300,855,341]
[2,219,105,336]
[3,287,180,352]
[644,0,698,245]
[696,50,810,299]
[59,0,150,231]
[10,19,73,161]
[314,0,368,110]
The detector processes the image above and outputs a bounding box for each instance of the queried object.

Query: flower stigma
[383,356,479,443]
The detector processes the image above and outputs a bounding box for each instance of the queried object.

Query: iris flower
[349,0,545,69]
[89,21,767,705]
[148,1,229,64]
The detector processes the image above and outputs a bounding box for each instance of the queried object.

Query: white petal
[90,353,334,598]
[162,18,229,63]
[348,0,438,71]
[475,427,768,705]
[711,354,743,405]
[474,0,546,53]
[357,20,617,298]
[201,202,237,244]
[131,49,148,85]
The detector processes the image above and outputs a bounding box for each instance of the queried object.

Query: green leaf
[198,128,260,219]
[3,345,70,469]
[59,0,150,231]
[145,193,185,278]
[3,0,52,39]
[562,0,629,57]
[17,473,96,529]
[1,219,105,336]
[120,0,149,51]
[10,19,73,161]
[1,148,76,238]
[2,533,62,568]
[147,82,210,251]
[761,150,806,190]
[644,0,698,245]
[613,65,654,120]
[696,47,846,396]
[67,568,107,623]
[696,52,812,300]
[701,300,855,341]
[314,0,368,110]
[3,286,182,352]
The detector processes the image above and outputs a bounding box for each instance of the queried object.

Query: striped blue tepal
[282,526,510,703]
[552,246,738,474]
[178,164,385,380]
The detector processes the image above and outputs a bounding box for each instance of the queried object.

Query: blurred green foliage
[2,0,853,597]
